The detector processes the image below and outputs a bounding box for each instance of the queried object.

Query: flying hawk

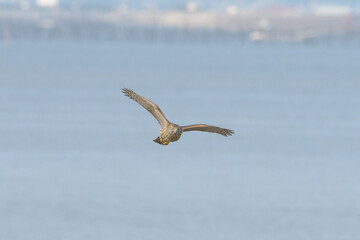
[122,88,234,145]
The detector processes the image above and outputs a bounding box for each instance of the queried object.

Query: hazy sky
[55,0,360,9]
[1,0,358,9]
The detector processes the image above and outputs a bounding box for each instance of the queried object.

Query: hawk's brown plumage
[122,88,234,145]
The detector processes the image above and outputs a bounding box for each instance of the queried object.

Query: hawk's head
[153,137,169,145]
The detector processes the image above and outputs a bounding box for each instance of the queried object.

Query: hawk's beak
[153,137,162,145]
[153,137,169,145]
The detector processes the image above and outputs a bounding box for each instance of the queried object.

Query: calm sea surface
[1,41,360,240]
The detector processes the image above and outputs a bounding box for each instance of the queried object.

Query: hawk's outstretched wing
[181,124,234,137]
[122,88,169,127]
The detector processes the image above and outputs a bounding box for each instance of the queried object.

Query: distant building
[36,0,59,8]
[259,4,303,16]
[312,5,351,16]
[185,2,197,13]
[249,31,266,42]
[226,5,238,16]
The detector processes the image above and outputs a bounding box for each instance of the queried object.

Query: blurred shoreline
[1,9,360,44]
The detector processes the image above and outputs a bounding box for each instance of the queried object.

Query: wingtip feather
[224,129,235,137]
[122,88,133,98]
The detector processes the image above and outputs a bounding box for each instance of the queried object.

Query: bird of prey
[122,88,234,145]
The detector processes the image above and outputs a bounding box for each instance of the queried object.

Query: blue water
[1,41,360,240]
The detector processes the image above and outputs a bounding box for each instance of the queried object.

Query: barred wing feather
[122,88,169,127]
[181,124,234,137]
